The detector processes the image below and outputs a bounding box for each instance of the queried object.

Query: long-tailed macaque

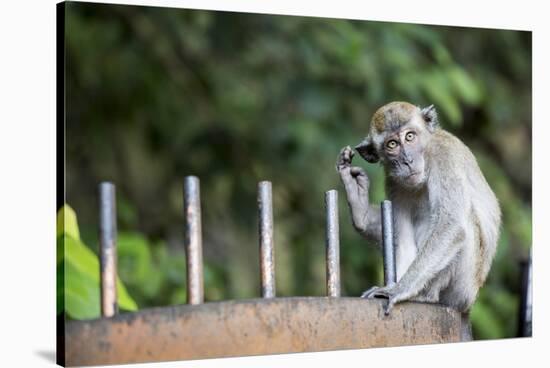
[337,101,501,315]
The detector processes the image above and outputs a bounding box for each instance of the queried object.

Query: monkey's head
[355,101,439,188]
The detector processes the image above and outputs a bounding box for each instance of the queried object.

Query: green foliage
[116,231,225,307]
[57,205,137,319]
[64,2,531,338]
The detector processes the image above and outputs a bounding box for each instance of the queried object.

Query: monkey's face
[380,122,428,187]
[355,102,438,188]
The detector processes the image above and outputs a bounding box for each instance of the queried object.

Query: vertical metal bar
[258,181,276,298]
[518,253,532,337]
[99,182,118,317]
[325,190,341,297]
[381,200,396,286]
[184,176,204,305]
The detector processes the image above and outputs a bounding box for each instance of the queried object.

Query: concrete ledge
[65,297,464,366]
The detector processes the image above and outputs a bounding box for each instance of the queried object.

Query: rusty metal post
[381,200,396,286]
[325,190,340,297]
[99,182,118,317]
[184,176,204,305]
[518,253,532,337]
[258,181,276,298]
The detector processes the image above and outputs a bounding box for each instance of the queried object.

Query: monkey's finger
[349,166,366,177]
[337,146,354,166]
[336,161,351,172]
[384,299,395,316]
[336,148,346,169]
[350,167,369,188]
[361,286,382,298]
[337,147,352,171]
[360,287,375,298]
[339,169,360,201]
[343,145,353,159]
[346,146,355,161]
[384,290,409,315]
[336,159,349,172]
[338,146,349,162]
[338,166,352,183]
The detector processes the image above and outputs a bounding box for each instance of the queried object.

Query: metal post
[518,253,532,337]
[99,182,118,317]
[184,176,204,305]
[258,181,276,298]
[381,200,396,286]
[325,190,341,297]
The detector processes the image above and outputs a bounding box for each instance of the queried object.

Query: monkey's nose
[402,153,414,166]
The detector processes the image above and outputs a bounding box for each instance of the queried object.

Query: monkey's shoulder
[428,129,478,170]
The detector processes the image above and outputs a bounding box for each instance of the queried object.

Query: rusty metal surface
[183,176,204,305]
[381,200,396,286]
[99,182,118,317]
[258,181,276,298]
[65,297,463,366]
[325,190,340,297]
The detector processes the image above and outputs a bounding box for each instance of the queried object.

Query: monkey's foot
[361,285,399,315]
[361,285,390,299]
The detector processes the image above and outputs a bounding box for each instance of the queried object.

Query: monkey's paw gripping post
[66,177,466,366]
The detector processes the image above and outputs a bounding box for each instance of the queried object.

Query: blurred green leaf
[58,205,138,319]
[448,66,483,105]
[421,69,462,125]
[58,204,80,241]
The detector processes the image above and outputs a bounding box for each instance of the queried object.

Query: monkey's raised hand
[336,146,373,236]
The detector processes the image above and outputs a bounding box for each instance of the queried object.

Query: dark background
[62,2,532,339]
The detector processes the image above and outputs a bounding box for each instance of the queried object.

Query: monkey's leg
[410,267,452,304]
[384,235,463,314]
[410,294,438,304]
[371,223,464,315]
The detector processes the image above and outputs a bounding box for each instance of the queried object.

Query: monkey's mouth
[404,171,424,185]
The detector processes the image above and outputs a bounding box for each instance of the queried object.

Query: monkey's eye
[386,140,398,149]
[405,132,416,142]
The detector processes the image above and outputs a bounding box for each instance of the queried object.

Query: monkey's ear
[421,104,439,132]
[355,136,379,163]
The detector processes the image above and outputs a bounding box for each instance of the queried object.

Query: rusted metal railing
[518,252,532,337]
[99,182,118,317]
[381,200,396,286]
[64,178,467,367]
[325,190,340,297]
[258,181,276,298]
[183,176,204,305]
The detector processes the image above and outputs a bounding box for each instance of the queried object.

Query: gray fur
[337,102,501,314]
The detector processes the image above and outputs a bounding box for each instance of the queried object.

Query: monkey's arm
[337,146,382,245]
